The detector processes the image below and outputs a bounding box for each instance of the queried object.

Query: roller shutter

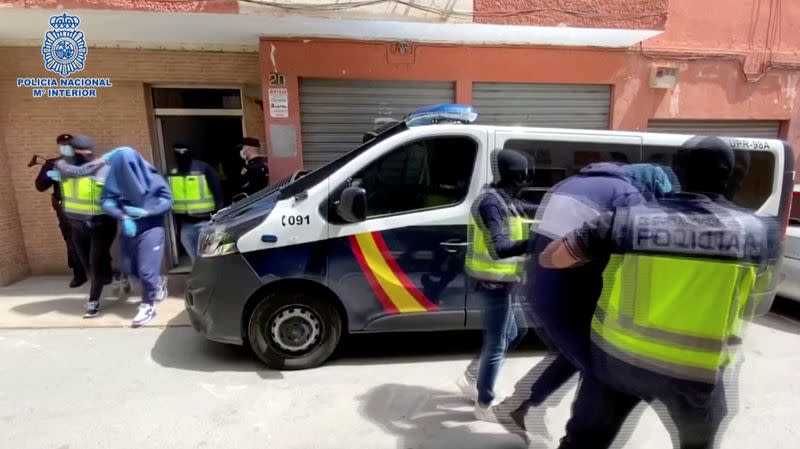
[299,79,455,169]
[472,83,611,129]
[648,120,781,138]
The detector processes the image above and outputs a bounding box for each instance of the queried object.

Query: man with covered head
[456,149,537,422]
[538,136,770,449]
[168,140,224,263]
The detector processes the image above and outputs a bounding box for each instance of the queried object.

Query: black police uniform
[240,156,269,196]
[35,135,86,286]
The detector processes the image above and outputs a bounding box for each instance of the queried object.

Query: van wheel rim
[269,306,321,353]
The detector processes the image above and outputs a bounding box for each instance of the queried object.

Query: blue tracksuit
[101,148,173,305]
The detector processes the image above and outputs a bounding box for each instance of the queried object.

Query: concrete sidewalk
[0,275,190,329]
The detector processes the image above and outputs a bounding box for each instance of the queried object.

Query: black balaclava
[173,140,193,172]
[674,136,735,196]
[494,149,529,195]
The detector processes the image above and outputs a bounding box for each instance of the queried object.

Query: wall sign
[269,72,286,86]
[268,87,289,118]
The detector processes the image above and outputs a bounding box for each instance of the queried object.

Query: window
[503,139,641,204]
[643,146,775,211]
[330,136,477,221]
[152,88,242,109]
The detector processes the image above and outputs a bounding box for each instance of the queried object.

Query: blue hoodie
[524,163,645,372]
[101,147,173,234]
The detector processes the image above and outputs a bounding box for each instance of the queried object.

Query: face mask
[59,145,74,157]
[240,148,248,160]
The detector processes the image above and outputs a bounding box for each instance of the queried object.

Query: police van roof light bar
[405,104,478,127]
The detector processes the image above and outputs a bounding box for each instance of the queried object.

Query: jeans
[121,226,165,305]
[179,220,208,263]
[475,287,528,406]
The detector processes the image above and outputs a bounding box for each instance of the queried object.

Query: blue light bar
[405,103,478,127]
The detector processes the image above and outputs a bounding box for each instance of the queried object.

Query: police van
[186,104,795,370]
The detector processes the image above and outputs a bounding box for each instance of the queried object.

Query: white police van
[186,104,795,370]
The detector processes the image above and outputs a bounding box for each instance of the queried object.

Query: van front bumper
[185,252,263,346]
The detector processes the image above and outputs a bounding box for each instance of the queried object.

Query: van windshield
[278,121,408,200]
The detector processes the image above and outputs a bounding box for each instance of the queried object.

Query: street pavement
[1,299,799,449]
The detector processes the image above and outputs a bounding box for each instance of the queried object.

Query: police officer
[48,135,117,318]
[456,149,536,422]
[35,133,86,288]
[539,136,772,449]
[168,141,224,263]
[238,137,269,196]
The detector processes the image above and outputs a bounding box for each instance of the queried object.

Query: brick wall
[0,47,263,282]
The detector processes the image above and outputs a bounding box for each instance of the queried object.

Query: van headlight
[199,227,238,258]
[198,213,268,258]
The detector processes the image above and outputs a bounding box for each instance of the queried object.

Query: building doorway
[152,87,246,272]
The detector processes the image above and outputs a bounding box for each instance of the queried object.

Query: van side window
[643,145,776,210]
[502,139,640,204]
[334,136,477,221]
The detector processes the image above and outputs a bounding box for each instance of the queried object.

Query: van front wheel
[247,292,342,370]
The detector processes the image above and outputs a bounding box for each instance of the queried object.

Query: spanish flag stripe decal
[348,235,399,314]
[371,232,439,311]
[354,233,427,313]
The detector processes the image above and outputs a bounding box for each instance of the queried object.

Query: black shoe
[83,300,100,319]
[69,277,88,288]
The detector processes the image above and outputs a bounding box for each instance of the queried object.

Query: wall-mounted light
[650,66,678,89]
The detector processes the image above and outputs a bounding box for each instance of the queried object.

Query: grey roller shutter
[299,79,455,169]
[648,120,781,138]
[473,83,611,129]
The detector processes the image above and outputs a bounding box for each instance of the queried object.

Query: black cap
[69,134,94,150]
[57,134,73,144]
[240,137,261,148]
[172,140,193,151]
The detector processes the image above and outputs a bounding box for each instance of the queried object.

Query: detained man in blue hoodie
[101,147,173,327]
[506,162,651,436]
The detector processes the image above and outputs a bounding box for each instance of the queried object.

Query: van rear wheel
[247,292,342,370]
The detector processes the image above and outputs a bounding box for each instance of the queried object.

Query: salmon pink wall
[0,0,239,13]
[474,0,668,30]
[259,39,800,181]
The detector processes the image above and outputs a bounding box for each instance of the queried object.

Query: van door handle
[440,241,468,253]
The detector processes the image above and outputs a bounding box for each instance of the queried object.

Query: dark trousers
[121,226,165,305]
[558,373,726,449]
[57,210,85,280]
[69,216,117,302]
[527,353,578,406]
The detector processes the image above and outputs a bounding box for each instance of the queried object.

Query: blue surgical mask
[59,145,74,157]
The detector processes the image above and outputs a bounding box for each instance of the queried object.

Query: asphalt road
[2,299,799,449]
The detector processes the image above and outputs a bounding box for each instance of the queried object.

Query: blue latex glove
[46,170,62,182]
[122,218,137,237]
[123,205,149,218]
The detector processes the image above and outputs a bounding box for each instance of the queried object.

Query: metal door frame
[150,86,248,269]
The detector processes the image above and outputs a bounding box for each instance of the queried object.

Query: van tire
[247,292,342,370]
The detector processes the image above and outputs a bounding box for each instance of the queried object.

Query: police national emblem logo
[41,13,88,77]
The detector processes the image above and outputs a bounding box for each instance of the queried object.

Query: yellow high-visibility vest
[168,173,215,215]
[61,177,104,217]
[591,202,768,384]
[465,189,532,283]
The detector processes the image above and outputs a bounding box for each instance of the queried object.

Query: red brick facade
[0,47,264,284]
[0,0,239,13]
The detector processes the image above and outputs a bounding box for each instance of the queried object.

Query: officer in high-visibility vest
[539,136,776,449]
[456,149,536,422]
[46,135,118,318]
[168,141,224,263]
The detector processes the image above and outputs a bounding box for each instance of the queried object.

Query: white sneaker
[154,277,167,303]
[455,372,478,402]
[474,403,499,423]
[132,304,157,327]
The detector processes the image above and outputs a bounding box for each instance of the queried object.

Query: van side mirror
[337,186,366,223]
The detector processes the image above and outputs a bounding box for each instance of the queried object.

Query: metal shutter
[648,120,781,138]
[472,83,611,129]
[299,79,455,169]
